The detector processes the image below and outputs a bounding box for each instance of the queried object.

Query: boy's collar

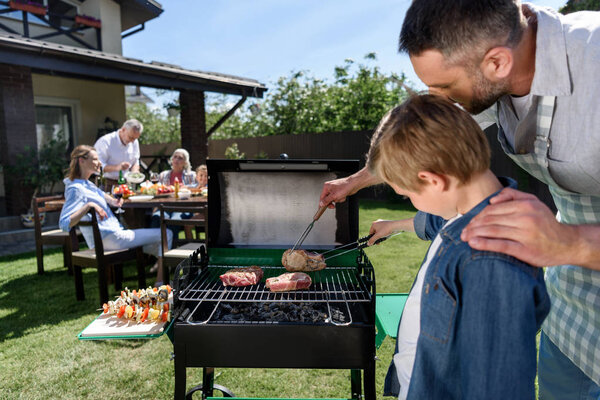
[440,176,518,242]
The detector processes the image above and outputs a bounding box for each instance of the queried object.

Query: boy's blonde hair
[367,94,490,192]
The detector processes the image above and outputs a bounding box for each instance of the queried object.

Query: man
[319,1,600,398]
[94,119,143,187]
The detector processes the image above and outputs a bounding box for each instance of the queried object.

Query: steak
[220,266,264,287]
[266,272,312,292]
[282,249,326,272]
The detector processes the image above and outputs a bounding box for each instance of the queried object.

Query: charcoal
[210,301,345,324]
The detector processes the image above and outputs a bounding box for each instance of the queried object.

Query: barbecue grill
[171,159,377,400]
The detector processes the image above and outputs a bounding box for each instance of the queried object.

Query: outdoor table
[45,196,208,229]
[121,195,207,229]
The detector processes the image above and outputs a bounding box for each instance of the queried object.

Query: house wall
[79,0,122,54]
[32,74,126,146]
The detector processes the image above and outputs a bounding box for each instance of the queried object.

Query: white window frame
[34,96,82,148]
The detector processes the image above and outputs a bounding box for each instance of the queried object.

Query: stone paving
[0,238,38,257]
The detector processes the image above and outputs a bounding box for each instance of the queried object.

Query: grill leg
[174,345,187,400]
[364,362,376,400]
[202,367,214,397]
[350,369,362,400]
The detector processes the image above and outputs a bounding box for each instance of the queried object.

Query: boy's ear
[417,171,450,191]
[480,46,513,81]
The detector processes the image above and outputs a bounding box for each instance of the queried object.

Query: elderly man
[320,1,600,399]
[94,119,143,187]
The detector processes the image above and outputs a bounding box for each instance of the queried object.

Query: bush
[126,103,180,144]
[208,53,414,139]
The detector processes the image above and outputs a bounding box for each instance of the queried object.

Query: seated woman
[158,148,197,187]
[59,145,173,286]
[151,148,197,244]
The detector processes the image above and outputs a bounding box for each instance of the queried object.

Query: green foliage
[560,0,599,13]
[6,132,69,210]
[224,143,246,159]
[126,102,180,145]
[254,151,269,159]
[209,53,413,139]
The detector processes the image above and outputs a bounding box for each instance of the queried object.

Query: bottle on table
[174,177,180,199]
[118,170,126,185]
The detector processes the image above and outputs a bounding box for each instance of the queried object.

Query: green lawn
[0,199,428,399]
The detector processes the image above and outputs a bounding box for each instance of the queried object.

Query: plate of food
[128,195,153,202]
[125,171,146,184]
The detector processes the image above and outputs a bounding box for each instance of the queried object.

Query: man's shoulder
[94,131,118,147]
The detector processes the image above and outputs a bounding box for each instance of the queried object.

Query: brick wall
[0,63,37,214]
[179,90,207,169]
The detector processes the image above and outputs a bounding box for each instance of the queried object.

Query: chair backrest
[69,211,105,261]
[33,194,65,238]
[159,205,208,253]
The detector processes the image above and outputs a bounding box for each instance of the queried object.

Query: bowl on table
[177,189,191,199]
[125,172,146,185]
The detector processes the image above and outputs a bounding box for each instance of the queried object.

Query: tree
[126,102,180,144]
[208,53,414,139]
[560,0,599,13]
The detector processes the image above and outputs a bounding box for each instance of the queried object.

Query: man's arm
[130,140,140,172]
[461,188,600,270]
[95,137,131,173]
[319,167,382,208]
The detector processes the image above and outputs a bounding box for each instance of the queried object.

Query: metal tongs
[321,231,403,261]
[290,204,329,252]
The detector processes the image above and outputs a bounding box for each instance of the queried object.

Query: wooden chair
[160,205,208,284]
[33,195,82,275]
[69,211,146,306]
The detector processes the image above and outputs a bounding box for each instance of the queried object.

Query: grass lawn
[0,199,428,399]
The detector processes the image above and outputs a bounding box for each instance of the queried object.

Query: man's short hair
[367,94,490,192]
[399,0,526,65]
[122,119,143,134]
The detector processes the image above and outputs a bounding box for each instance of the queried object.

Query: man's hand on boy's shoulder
[460,188,596,268]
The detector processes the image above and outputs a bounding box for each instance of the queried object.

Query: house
[0,0,266,216]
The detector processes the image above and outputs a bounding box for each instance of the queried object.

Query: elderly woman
[59,145,172,285]
[158,148,197,187]
[149,148,197,250]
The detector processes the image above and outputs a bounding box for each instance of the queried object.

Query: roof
[117,0,164,31]
[0,32,267,98]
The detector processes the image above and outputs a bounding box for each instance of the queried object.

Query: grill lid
[207,159,359,249]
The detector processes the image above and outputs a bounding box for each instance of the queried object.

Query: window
[34,97,81,153]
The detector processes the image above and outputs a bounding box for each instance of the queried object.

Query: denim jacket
[384,177,551,399]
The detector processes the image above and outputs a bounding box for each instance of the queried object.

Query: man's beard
[467,69,510,115]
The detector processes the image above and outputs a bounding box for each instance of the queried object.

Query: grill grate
[177,265,372,304]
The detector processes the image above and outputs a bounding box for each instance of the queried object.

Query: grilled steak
[282,249,326,272]
[220,266,264,287]
[266,272,312,292]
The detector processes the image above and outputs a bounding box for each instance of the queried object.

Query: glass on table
[111,185,125,214]
[149,172,159,184]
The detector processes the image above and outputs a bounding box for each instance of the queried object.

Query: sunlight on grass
[0,199,427,399]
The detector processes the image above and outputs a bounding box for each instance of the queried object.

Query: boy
[366,94,550,399]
